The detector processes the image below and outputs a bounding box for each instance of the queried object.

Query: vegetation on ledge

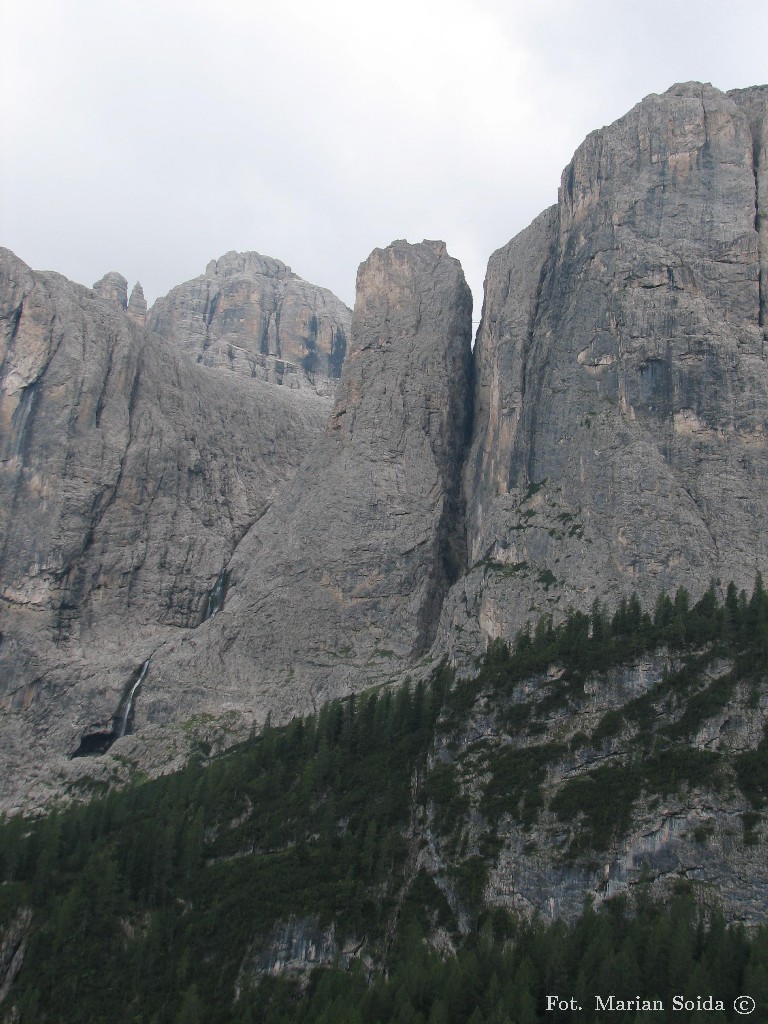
[1,578,767,1022]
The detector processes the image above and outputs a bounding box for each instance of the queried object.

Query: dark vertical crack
[0,300,23,379]
[752,138,765,331]
[259,314,270,355]
[274,303,282,358]
[412,276,474,659]
[743,114,766,331]
[455,336,476,583]
[329,325,346,378]
[201,284,218,352]
[731,89,767,338]
[1,381,38,463]
[522,234,558,489]
[94,340,115,427]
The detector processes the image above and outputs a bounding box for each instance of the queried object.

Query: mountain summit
[440,81,768,662]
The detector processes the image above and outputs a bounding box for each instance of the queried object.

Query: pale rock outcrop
[93,271,128,309]
[148,251,351,393]
[127,281,147,325]
[147,240,472,726]
[438,82,768,663]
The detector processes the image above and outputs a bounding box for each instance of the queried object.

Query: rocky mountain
[93,271,148,326]
[148,251,351,393]
[1,81,768,817]
[144,240,472,728]
[147,82,768,733]
[0,249,344,810]
[438,82,768,664]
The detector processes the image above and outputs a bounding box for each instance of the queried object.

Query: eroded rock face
[439,83,768,663]
[4,82,768,818]
[424,650,768,926]
[127,282,147,325]
[730,86,768,337]
[93,271,128,309]
[239,917,361,988]
[0,247,333,810]
[0,906,32,1007]
[148,251,351,393]
[148,240,472,726]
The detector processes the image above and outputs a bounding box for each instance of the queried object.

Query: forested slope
[2,581,768,1022]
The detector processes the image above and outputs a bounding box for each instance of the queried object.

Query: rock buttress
[439,82,768,663]
[148,251,351,392]
[151,239,473,724]
[0,247,331,810]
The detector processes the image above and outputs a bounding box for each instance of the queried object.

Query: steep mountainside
[147,82,768,740]
[2,82,768,815]
[438,82,768,664]
[146,240,472,728]
[148,251,351,393]
[0,248,340,810]
[2,586,768,1023]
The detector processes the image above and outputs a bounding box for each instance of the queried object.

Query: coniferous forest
[2,580,768,1023]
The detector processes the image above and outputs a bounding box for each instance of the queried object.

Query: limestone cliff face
[93,272,129,309]
[148,240,472,725]
[0,247,333,809]
[148,251,351,393]
[439,83,768,662]
[3,82,768,818]
[423,648,768,926]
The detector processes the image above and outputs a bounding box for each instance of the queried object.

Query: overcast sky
[2,0,767,315]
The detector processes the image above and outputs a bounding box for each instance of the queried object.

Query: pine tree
[175,983,204,1024]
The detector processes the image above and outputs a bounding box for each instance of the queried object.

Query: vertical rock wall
[149,240,473,723]
[0,247,333,808]
[730,87,768,341]
[148,251,351,391]
[440,83,768,662]
[3,81,768,811]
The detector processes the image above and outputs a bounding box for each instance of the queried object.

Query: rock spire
[149,239,473,724]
